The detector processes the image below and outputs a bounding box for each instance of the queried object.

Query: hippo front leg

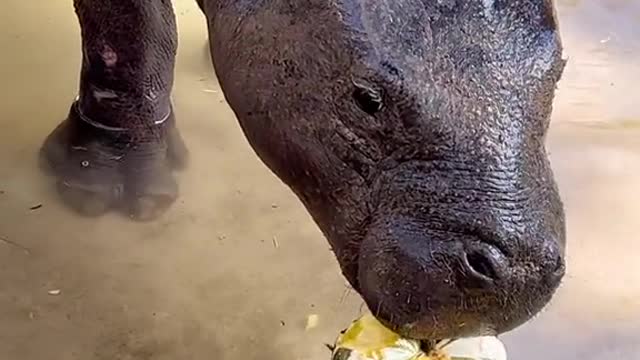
[40,0,188,220]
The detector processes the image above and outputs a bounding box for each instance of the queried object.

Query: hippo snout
[357,215,565,340]
[353,162,567,340]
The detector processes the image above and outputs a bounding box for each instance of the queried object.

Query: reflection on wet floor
[0,0,638,359]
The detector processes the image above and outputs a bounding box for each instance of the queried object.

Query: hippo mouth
[347,210,565,341]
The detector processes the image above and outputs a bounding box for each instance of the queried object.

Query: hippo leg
[40,0,187,221]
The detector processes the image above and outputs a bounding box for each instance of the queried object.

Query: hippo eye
[352,82,383,115]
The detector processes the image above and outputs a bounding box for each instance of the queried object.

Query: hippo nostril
[547,254,566,283]
[464,250,500,281]
[553,256,565,274]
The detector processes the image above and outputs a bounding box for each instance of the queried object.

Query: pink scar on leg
[101,45,118,67]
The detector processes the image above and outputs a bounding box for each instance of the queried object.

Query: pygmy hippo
[41,0,567,341]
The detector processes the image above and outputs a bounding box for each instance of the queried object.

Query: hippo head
[217,0,566,341]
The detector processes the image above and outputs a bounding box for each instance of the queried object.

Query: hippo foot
[39,103,188,221]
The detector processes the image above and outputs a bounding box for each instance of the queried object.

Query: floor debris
[305,314,319,331]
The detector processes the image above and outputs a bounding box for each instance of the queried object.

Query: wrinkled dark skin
[41,0,567,341]
[41,0,188,220]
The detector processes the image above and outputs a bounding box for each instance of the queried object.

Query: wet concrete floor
[0,0,638,359]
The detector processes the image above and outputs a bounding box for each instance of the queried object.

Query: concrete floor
[0,0,638,359]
